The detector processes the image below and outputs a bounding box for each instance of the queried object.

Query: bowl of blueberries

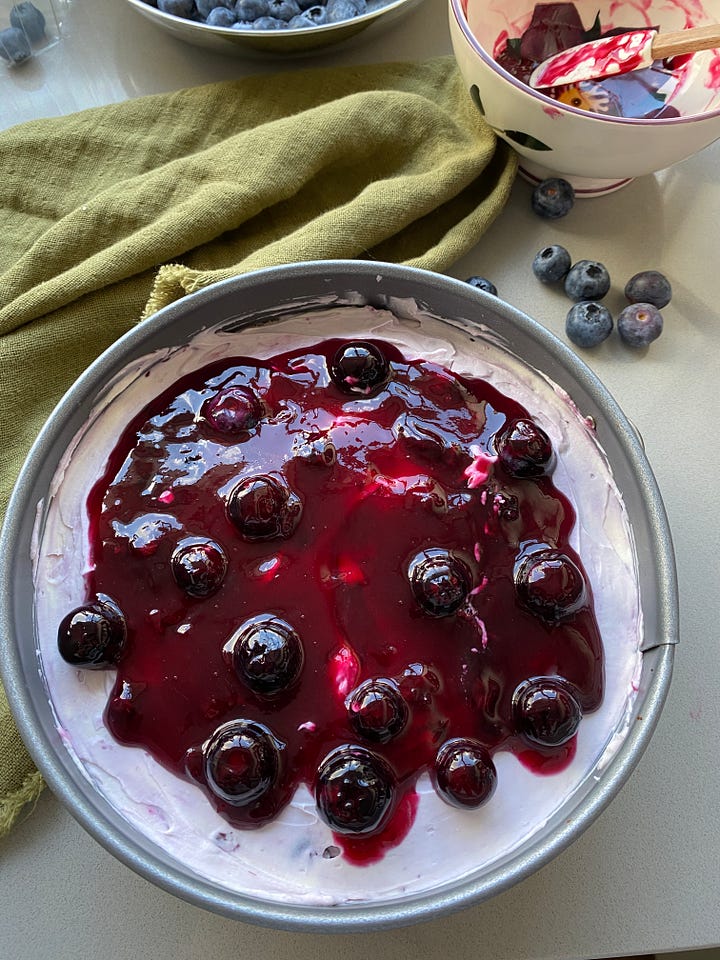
[124,0,425,55]
[449,0,720,195]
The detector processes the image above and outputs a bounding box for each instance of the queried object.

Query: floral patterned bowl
[448,0,720,195]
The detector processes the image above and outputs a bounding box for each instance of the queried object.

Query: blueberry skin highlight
[564,260,611,302]
[624,270,672,309]
[565,301,613,348]
[617,303,663,347]
[532,245,571,284]
[531,178,575,219]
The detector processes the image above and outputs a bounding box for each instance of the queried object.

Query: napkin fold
[0,54,517,838]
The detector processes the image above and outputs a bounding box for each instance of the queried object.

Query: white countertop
[2,1,719,958]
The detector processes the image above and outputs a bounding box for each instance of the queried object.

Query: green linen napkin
[0,54,517,838]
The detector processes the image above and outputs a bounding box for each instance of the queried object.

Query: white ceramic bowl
[124,0,424,56]
[449,0,720,195]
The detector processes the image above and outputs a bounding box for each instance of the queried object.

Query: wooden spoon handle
[652,23,720,59]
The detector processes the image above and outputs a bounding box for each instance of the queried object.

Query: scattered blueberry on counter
[532,244,571,284]
[565,302,613,348]
[0,25,31,63]
[147,0,368,29]
[564,259,611,302]
[465,275,498,296]
[617,302,664,347]
[530,178,575,219]
[624,270,672,309]
[1,2,46,66]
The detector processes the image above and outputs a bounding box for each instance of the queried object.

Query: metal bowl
[124,0,426,57]
[0,261,677,931]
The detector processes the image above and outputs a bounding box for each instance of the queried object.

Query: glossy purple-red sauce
[85,338,603,863]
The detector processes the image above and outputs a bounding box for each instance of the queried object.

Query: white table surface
[2,1,719,958]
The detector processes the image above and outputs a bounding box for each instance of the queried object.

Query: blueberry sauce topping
[225,614,304,696]
[70,336,605,860]
[346,678,410,744]
[171,538,228,598]
[408,548,472,618]
[513,678,583,747]
[57,596,126,668]
[315,745,395,835]
[433,738,497,809]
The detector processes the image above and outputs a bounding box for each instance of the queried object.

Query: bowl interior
[0,262,677,930]
[461,0,720,118]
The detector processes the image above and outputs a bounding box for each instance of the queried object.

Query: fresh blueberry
[157,0,194,15]
[57,597,127,668]
[171,538,227,597]
[465,276,498,296]
[531,178,575,219]
[10,2,46,42]
[227,614,304,695]
[297,0,323,8]
[203,719,282,805]
[433,738,497,808]
[564,260,611,302]
[265,0,300,18]
[617,302,663,347]
[496,418,554,479]
[288,4,327,25]
[0,26,31,64]
[532,244,571,284]
[205,6,236,23]
[330,341,389,395]
[326,0,364,22]
[565,301,613,348]
[227,473,302,540]
[513,677,582,747]
[235,0,269,17]
[408,548,471,617]
[252,18,288,29]
[514,548,586,622]
[346,678,409,744]
[624,270,671,309]
[315,745,394,835]
[196,0,232,15]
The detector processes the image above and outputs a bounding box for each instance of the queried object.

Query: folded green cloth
[0,55,517,838]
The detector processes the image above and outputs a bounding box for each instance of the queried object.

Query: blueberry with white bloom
[266,0,301,19]
[531,178,575,219]
[206,6,237,24]
[10,2,46,42]
[0,26,31,64]
[564,259,610,302]
[196,0,233,16]
[289,5,328,25]
[326,0,365,21]
[532,244,571,284]
[251,14,289,26]
[235,0,269,18]
[157,0,194,15]
[565,302,613,348]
